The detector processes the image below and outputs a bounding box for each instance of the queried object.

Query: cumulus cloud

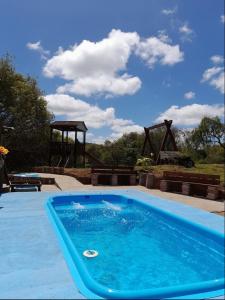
[86,133,106,144]
[43,29,141,97]
[26,41,50,60]
[201,57,224,94]
[46,94,115,128]
[209,72,224,94]
[56,73,141,97]
[221,15,225,23]
[210,55,224,64]
[110,118,143,140]
[201,66,223,82]
[179,23,194,42]
[45,93,142,141]
[184,91,195,99]
[43,29,184,97]
[161,7,177,15]
[156,104,224,126]
[135,34,184,68]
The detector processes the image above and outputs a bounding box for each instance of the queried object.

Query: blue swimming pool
[14,172,40,178]
[46,192,225,299]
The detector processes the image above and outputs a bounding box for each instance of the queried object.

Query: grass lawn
[149,164,224,185]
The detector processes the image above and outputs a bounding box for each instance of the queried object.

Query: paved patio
[40,173,225,216]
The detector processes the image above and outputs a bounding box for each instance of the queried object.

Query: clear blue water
[53,195,224,291]
[14,173,40,178]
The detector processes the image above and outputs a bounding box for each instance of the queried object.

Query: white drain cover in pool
[83,250,98,258]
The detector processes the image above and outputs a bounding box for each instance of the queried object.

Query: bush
[136,157,153,167]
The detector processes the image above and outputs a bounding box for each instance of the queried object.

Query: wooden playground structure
[49,121,104,168]
[142,119,194,167]
[142,119,178,163]
[49,121,87,168]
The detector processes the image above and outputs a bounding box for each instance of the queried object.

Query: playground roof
[50,121,88,132]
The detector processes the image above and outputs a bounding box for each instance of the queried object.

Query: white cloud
[201,66,223,82]
[156,104,224,126]
[157,30,172,43]
[86,133,106,144]
[26,41,50,60]
[184,91,195,99]
[135,35,184,68]
[110,125,143,140]
[210,72,224,94]
[179,24,192,35]
[45,93,142,141]
[43,29,141,97]
[161,7,177,15]
[43,29,184,96]
[56,73,141,97]
[201,66,224,94]
[220,15,225,23]
[46,94,114,129]
[179,23,194,42]
[210,55,224,64]
[110,118,143,140]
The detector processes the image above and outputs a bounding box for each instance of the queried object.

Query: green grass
[138,164,224,185]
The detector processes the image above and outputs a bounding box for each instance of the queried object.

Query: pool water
[14,172,40,178]
[48,194,225,298]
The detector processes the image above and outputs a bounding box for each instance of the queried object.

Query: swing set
[142,120,194,167]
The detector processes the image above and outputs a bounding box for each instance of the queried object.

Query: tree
[192,117,225,150]
[0,55,53,170]
[179,116,224,163]
[198,117,225,149]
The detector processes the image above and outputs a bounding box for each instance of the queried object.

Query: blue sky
[0,0,224,143]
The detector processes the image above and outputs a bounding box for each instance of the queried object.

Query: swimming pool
[46,192,225,299]
[14,172,40,178]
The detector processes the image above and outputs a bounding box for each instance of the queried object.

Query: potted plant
[136,156,153,186]
[0,146,9,192]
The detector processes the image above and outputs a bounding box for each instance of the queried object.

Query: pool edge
[45,190,225,299]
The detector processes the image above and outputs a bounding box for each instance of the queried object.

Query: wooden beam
[49,128,53,166]
[156,120,178,164]
[83,131,86,167]
[74,131,77,167]
[142,127,156,158]
[146,120,172,130]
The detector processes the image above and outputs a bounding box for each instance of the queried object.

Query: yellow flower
[0,146,9,155]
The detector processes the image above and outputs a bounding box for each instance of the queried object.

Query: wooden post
[142,128,148,156]
[61,130,65,165]
[49,128,53,166]
[142,127,155,159]
[83,131,86,167]
[156,120,175,164]
[74,131,77,167]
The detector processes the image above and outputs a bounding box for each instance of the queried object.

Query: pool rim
[45,190,225,299]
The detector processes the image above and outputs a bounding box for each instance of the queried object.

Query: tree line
[0,55,224,170]
[86,117,224,167]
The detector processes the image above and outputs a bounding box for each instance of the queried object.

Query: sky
[0,0,224,143]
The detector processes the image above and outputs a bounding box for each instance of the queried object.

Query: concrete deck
[0,176,224,299]
[39,173,224,215]
[38,173,84,191]
[0,191,85,299]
